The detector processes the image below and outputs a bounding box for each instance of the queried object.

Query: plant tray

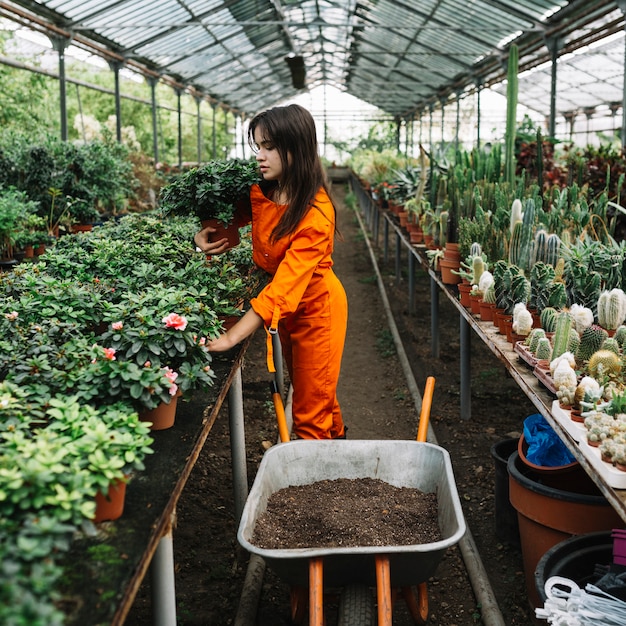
[578,437,626,489]
[551,400,586,443]
[514,341,538,368]
[533,363,557,395]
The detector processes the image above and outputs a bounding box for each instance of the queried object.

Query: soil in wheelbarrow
[125,184,537,625]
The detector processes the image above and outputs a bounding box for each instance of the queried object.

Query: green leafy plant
[159,158,261,225]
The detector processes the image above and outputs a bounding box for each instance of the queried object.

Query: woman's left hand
[207,333,237,352]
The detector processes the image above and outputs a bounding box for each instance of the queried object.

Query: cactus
[614,325,626,348]
[535,337,552,360]
[551,310,573,361]
[508,198,535,275]
[587,349,622,381]
[483,282,496,305]
[492,260,510,310]
[471,255,485,286]
[527,328,546,352]
[544,233,561,268]
[540,307,558,333]
[505,44,519,184]
[531,229,548,267]
[470,242,482,258]
[576,324,609,363]
[547,281,567,310]
[597,288,626,331]
[601,337,621,355]
[530,261,555,312]
[567,328,581,355]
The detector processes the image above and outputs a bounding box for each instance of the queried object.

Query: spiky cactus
[527,328,546,352]
[615,325,626,349]
[530,261,555,313]
[535,337,552,360]
[492,260,510,310]
[551,310,573,361]
[587,350,622,382]
[601,337,621,355]
[540,307,558,333]
[576,324,610,363]
[568,328,581,356]
[597,288,626,331]
[508,198,535,275]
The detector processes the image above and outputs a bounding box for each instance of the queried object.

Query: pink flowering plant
[99,289,219,394]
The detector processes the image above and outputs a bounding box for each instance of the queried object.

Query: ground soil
[125,183,539,625]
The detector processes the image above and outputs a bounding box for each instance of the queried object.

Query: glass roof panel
[1,0,620,123]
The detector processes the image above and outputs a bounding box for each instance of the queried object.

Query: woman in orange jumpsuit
[194,104,348,439]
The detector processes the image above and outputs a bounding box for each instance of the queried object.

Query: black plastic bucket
[534,531,612,606]
[490,437,520,546]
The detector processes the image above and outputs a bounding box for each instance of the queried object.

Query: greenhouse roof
[1,0,623,121]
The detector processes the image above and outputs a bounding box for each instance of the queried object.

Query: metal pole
[150,516,177,626]
[148,76,159,165]
[383,217,390,264]
[49,35,69,141]
[212,104,217,159]
[476,79,482,148]
[108,60,123,142]
[195,95,202,165]
[430,275,439,358]
[395,232,401,285]
[408,252,416,315]
[228,366,248,522]
[176,88,183,169]
[546,36,561,139]
[460,315,471,420]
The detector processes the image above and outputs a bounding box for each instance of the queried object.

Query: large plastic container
[535,531,612,606]
[238,439,466,588]
[490,437,520,546]
[508,450,622,612]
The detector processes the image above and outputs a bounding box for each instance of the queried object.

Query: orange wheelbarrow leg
[309,557,324,626]
[401,583,429,625]
[375,555,393,626]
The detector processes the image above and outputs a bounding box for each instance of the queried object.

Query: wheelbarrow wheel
[338,584,375,626]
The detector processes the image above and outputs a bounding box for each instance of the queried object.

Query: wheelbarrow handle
[270,380,290,443]
[417,376,435,444]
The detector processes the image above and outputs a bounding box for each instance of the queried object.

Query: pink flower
[169,384,179,396]
[4,311,18,321]
[112,321,123,330]
[103,347,116,360]
[198,337,207,346]
[144,360,151,368]
[162,313,188,331]
[163,367,178,384]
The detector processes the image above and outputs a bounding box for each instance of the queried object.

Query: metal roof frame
[0,0,623,124]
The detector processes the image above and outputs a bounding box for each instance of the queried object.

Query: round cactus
[576,324,610,363]
[540,307,558,333]
[597,289,626,331]
[614,325,626,348]
[587,349,622,380]
[527,327,546,352]
[535,337,552,360]
[601,337,621,355]
[567,328,581,356]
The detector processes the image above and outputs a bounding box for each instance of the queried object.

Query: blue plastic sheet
[523,413,576,467]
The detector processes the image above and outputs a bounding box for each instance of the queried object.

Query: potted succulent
[159,158,261,249]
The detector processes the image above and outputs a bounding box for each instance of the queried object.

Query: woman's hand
[207,309,265,352]
[193,225,230,255]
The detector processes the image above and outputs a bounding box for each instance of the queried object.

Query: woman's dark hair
[248,103,336,241]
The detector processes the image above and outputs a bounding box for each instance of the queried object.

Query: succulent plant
[551,310,573,361]
[601,337,621,356]
[576,324,610,363]
[529,261,555,312]
[540,306,558,333]
[508,198,535,275]
[615,325,626,349]
[527,328,546,352]
[567,328,581,355]
[535,337,552,360]
[587,349,622,382]
[597,288,626,331]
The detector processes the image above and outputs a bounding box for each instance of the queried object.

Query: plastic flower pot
[508,451,623,613]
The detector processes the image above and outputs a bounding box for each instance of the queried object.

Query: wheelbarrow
[238,377,466,624]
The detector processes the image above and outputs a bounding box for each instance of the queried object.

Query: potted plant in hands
[159,158,261,250]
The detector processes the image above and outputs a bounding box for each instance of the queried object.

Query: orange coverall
[247,184,348,439]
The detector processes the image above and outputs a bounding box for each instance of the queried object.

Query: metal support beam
[107,60,124,142]
[475,79,482,148]
[408,252,416,315]
[460,315,471,420]
[545,35,563,139]
[49,35,70,141]
[147,76,159,165]
[383,217,389,264]
[228,366,248,523]
[430,274,439,358]
[150,515,177,626]
[395,232,401,285]
[194,95,203,165]
[175,88,183,169]
[212,104,217,159]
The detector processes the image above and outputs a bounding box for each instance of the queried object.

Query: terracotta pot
[72,223,94,233]
[457,282,472,307]
[479,300,495,322]
[508,451,622,612]
[442,243,461,263]
[93,478,127,523]
[469,292,482,315]
[22,245,34,259]
[398,211,409,228]
[503,315,514,339]
[410,229,424,244]
[439,258,461,285]
[139,393,180,430]
[201,218,240,250]
[492,307,504,329]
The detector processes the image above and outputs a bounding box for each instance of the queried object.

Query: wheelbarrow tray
[237,440,466,588]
